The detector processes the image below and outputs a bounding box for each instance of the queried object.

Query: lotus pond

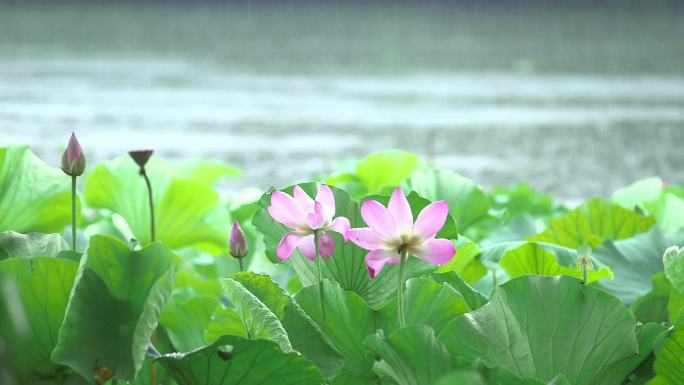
[1,137,684,385]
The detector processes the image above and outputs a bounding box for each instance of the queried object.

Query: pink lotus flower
[346,188,455,278]
[268,185,350,261]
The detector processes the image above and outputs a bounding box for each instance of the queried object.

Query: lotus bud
[128,149,154,169]
[229,220,248,259]
[61,132,86,177]
[318,232,335,259]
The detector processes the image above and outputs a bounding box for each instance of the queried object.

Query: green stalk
[71,175,77,252]
[141,169,156,242]
[140,168,157,385]
[315,231,326,322]
[238,257,244,272]
[397,248,408,329]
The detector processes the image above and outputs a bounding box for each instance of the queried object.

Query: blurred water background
[1,1,683,200]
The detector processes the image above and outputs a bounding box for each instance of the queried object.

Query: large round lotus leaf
[0,257,78,380]
[439,275,642,385]
[51,235,176,384]
[353,150,423,195]
[528,198,655,248]
[253,182,443,308]
[500,242,612,283]
[84,156,230,254]
[157,335,325,385]
[0,146,78,234]
[402,167,490,231]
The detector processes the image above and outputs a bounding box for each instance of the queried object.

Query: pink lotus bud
[61,132,86,176]
[318,233,335,259]
[128,149,154,168]
[229,220,248,259]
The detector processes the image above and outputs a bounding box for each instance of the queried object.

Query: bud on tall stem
[229,220,248,271]
[61,132,85,251]
[128,149,157,385]
[128,150,155,242]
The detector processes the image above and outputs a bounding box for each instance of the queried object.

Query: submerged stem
[315,231,326,323]
[71,175,77,252]
[397,248,408,329]
[141,168,156,242]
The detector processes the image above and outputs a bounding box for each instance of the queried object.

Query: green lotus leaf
[592,322,668,385]
[253,182,440,308]
[84,156,230,254]
[224,272,344,379]
[0,146,78,234]
[157,335,325,385]
[436,237,487,284]
[364,325,452,385]
[160,295,220,352]
[51,235,176,384]
[0,231,69,260]
[594,226,684,304]
[612,177,684,234]
[0,257,78,380]
[295,280,379,380]
[402,167,490,231]
[432,271,489,310]
[489,183,558,218]
[439,275,643,385]
[174,159,241,186]
[612,177,664,211]
[204,306,248,343]
[355,150,424,194]
[528,198,655,248]
[435,367,567,385]
[669,289,684,322]
[221,277,291,352]
[378,278,469,335]
[330,371,378,385]
[500,242,613,283]
[631,273,673,324]
[648,313,684,385]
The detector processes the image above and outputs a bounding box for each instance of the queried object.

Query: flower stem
[238,257,244,272]
[141,168,156,242]
[71,175,77,252]
[314,231,326,323]
[398,248,408,329]
[140,168,157,385]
